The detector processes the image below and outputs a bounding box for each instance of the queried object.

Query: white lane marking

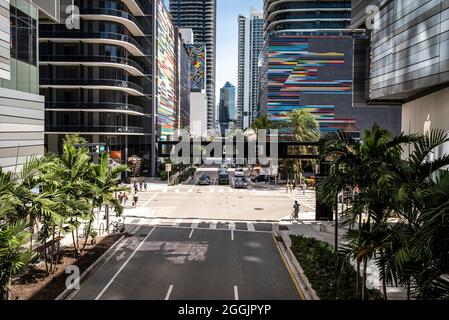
[142,193,159,208]
[247,223,255,232]
[95,227,156,300]
[229,221,236,231]
[188,189,193,193]
[191,219,200,229]
[234,286,239,300]
[173,218,182,226]
[165,285,174,300]
[231,229,234,241]
[188,228,195,238]
[162,188,168,193]
[210,188,215,193]
[149,218,160,226]
[210,220,217,229]
[101,225,141,266]
[228,188,234,192]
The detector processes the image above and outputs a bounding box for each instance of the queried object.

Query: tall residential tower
[237,9,264,129]
[169,0,217,130]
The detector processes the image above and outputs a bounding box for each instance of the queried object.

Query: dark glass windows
[10,7,37,66]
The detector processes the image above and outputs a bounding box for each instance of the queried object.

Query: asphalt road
[70,225,300,300]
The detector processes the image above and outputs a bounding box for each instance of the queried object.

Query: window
[10,7,37,66]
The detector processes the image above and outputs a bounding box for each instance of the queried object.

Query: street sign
[166,164,172,172]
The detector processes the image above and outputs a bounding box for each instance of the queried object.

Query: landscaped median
[290,235,384,300]
[9,233,123,300]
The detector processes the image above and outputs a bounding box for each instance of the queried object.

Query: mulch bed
[10,234,123,300]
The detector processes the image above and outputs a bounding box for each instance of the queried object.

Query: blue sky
[216,0,263,98]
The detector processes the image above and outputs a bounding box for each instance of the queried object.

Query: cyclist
[292,201,300,221]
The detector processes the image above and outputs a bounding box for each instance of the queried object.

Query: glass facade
[41,0,154,175]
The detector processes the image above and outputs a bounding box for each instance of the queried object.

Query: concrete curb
[272,225,320,300]
[54,233,127,300]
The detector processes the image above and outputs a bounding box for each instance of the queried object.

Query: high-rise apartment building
[237,10,264,129]
[169,0,217,129]
[260,0,401,135]
[0,0,60,172]
[40,0,180,176]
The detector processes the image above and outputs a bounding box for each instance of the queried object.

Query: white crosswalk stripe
[247,223,255,231]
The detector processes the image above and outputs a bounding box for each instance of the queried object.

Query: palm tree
[0,199,36,300]
[251,114,272,132]
[81,153,129,250]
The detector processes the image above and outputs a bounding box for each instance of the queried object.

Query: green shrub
[290,235,383,300]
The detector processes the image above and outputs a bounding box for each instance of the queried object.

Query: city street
[67,165,314,300]
[70,224,300,300]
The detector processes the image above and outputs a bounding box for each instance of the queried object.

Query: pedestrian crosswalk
[124,218,285,233]
[289,192,316,210]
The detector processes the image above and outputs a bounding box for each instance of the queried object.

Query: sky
[216,0,263,100]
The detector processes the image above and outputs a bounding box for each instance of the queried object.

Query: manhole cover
[254,208,264,211]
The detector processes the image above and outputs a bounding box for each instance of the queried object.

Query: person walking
[132,190,138,208]
[123,192,128,207]
[292,201,300,221]
[144,182,148,191]
[140,182,144,192]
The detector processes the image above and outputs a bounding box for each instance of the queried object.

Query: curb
[54,232,127,300]
[272,226,319,300]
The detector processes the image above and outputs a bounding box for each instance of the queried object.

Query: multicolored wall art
[157,0,176,140]
[185,44,206,92]
[266,35,356,133]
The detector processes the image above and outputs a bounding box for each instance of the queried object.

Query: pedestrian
[123,192,128,206]
[133,190,138,208]
[140,181,143,191]
[144,182,147,191]
[293,181,297,190]
[286,180,290,193]
[118,192,123,205]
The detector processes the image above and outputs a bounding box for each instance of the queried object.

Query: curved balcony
[79,8,144,36]
[39,55,148,77]
[40,79,145,96]
[45,102,145,115]
[39,31,147,57]
[122,0,145,16]
[45,125,145,135]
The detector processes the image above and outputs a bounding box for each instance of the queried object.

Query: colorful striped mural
[157,0,176,140]
[267,35,355,132]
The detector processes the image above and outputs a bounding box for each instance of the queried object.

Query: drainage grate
[254,208,264,211]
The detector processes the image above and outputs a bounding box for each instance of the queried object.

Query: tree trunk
[356,259,360,298]
[362,257,368,300]
[81,218,93,252]
[381,259,388,300]
[43,239,49,274]
[71,230,79,257]
[54,228,61,271]
[50,225,56,273]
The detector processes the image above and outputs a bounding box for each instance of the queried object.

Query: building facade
[175,29,191,131]
[237,10,264,129]
[40,0,160,176]
[169,0,217,129]
[260,0,401,135]
[237,15,250,129]
[0,0,59,172]
[219,82,236,134]
[351,0,449,153]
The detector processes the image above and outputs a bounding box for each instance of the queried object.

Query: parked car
[251,175,268,182]
[198,175,211,185]
[218,172,230,185]
[234,167,245,178]
[234,177,248,189]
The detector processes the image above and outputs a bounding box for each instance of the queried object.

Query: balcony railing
[45,102,145,114]
[45,125,144,134]
[40,78,144,95]
[39,31,147,55]
[40,55,148,75]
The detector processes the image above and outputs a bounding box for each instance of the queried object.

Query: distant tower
[169,0,217,129]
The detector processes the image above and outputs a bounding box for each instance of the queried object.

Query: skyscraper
[40,0,156,175]
[260,0,401,135]
[237,10,264,130]
[169,0,217,130]
[219,82,236,131]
